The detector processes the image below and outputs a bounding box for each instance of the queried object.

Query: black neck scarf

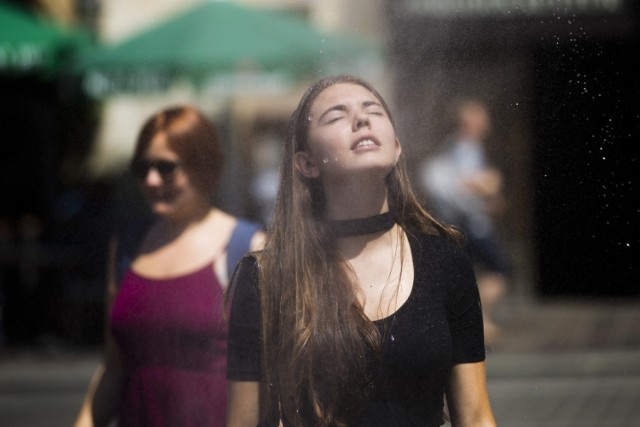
[326,211,395,238]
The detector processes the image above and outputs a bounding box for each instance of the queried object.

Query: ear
[394,137,402,163]
[294,150,321,179]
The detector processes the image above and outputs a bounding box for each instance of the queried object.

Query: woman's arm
[74,237,124,427]
[227,380,260,427]
[74,360,123,427]
[74,363,103,427]
[446,361,496,427]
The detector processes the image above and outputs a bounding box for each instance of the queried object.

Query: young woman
[75,106,265,427]
[226,75,496,427]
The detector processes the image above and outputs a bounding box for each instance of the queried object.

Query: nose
[144,168,163,186]
[353,112,370,131]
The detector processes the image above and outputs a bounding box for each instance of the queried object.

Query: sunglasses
[132,159,181,180]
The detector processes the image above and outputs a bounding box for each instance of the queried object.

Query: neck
[323,181,390,221]
[163,203,213,232]
[326,211,395,238]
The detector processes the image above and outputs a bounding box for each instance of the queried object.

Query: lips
[351,136,380,150]
[144,189,174,204]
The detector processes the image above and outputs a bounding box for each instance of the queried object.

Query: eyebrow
[317,100,383,122]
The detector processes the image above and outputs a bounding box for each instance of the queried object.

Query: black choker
[326,211,395,238]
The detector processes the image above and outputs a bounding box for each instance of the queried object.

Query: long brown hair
[259,75,460,426]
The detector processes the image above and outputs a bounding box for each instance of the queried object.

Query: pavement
[483,297,640,426]
[0,296,639,426]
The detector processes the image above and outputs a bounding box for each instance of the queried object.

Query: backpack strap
[227,219,262,276]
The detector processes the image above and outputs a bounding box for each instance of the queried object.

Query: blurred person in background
[420,98,511,345]
[75,105,265,427]
[249,135,281,227]
[226,75,495,427]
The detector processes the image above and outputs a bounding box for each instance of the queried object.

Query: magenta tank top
[111,262,227,427]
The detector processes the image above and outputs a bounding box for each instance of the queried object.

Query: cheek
[309,136,339,163]
[315,145,349,169]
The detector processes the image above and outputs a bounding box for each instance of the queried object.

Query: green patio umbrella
[0,3,90,75]
[76,1,379,95]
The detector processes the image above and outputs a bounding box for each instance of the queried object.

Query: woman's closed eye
[366,107,385,116]
[320,105,384,125]
[323,114,344,124]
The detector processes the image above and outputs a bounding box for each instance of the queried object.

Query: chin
[358,162,396,176]
[149,203,174,217]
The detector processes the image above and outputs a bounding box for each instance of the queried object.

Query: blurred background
[0,0,638,425]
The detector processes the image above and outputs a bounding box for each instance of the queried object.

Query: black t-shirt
[227,230,485,427]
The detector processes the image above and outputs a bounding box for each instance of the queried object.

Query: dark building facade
[386,0,639,297]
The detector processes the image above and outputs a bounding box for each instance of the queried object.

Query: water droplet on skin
[323,158,329,164]
[307,115,312,122]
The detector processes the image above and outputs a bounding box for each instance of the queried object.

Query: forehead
[146,132,179,158]
[311,83,378,111]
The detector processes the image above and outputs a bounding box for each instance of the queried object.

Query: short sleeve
[227,255,262,381]
[446,253,486,363]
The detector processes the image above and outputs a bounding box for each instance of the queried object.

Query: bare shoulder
[202,209,237,242]
[209,209,266,251]
[209,210,265,286]
[206,208,237,229]
[249,229,266,251]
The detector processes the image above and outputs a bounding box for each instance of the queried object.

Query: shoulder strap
[115,215,156,285]
[227,219,262,276]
